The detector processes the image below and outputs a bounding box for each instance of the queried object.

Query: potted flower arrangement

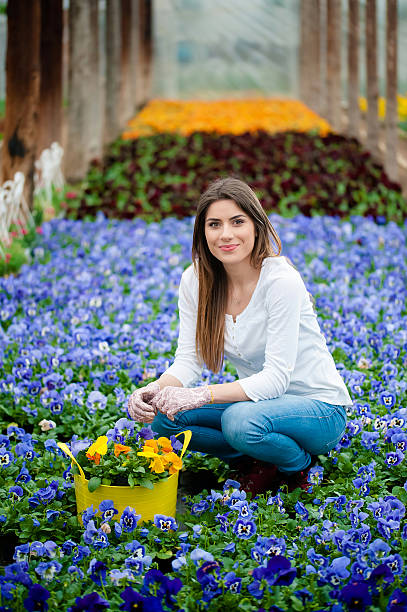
[58,418,191,524]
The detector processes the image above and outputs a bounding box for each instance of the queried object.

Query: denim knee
[221,402,253,447]
[152,412,181,437]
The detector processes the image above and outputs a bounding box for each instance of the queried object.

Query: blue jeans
[152,394,347,473]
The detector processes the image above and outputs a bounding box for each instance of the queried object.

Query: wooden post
[38,0,63,154]
[347,0,360,138]
[385,0,398,182]
[365,0,380,159]
[1,0,41,206]
[105,0,122,144]
[121,0,134,125]
[326,0,342,131]
[65,0,93,181]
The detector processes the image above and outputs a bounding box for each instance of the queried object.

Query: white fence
[0,142,64,258]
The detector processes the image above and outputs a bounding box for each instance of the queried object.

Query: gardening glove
[128,381,161,423]
[151,385,212,421]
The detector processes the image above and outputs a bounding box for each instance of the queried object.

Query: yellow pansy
[163,452,183,475]
[86,436,108,458]
[144,439,159,453]
[157,437,173,453]
[137,448,166,474]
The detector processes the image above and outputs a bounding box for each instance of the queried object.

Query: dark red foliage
[65,131,406,223]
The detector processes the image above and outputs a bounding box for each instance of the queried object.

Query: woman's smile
[219,244,239,252]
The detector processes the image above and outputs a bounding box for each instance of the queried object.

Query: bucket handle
[175,429,192,459]
[57,442,86,478]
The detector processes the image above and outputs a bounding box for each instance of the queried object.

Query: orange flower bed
[122,99,331,139]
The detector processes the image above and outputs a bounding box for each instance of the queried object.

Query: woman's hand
[151,386,212,421]
[127,381,161,423]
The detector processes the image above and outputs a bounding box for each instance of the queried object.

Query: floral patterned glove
[151,385,212,421]
[128,381,161,423]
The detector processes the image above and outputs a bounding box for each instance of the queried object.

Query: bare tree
[135,0,152,107]
[347,0,360,138]
[130,0,140,113]
[38,0,63,154]
[121,0,134,124]
[105,0,122,144]
[326,0,342,131]
[385,0,398,182]
[2,0,41,205]
[299,0,312,108]
[88,0,103,161]
[365,0,380,159]
[309,0,321,114]
[65,0,94,181]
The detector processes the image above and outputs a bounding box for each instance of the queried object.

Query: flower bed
[0,214,406,609]
[359,94,407,131]
[122,99,331,138]
[65,131,406,223]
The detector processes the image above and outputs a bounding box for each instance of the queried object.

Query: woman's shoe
[278,456,318,493]
[230,457,279,497]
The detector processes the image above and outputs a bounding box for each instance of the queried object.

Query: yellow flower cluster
[137,437,183,475]
[122,99,331,139]
[84,435,183,476]
[359,95,407,121]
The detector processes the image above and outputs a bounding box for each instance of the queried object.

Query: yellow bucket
[58,430,191,524]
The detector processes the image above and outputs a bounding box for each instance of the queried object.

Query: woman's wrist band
[209,387,215,404]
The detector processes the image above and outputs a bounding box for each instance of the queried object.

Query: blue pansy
[23,584,50,612]
[120,507,141,533]
[233,518,257,539]
[153,514,177,532]
[99,500,118,523]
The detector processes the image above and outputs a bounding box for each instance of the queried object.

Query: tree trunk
[130,0,140,113]
[2,0,41,206]
[365,0,380,159]
[347,0,359,138]
[326,0,342,131]
[88,0,102,161]
[135,0,152,107]
[299,0,311,108]
[385,0,398,182]
[37,0,63,155]
[105,0,122,144]
[65,0,93,181]
[121,0,134,124]
[309,0,321,114]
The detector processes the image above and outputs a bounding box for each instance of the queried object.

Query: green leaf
[337,456,353,474]
[88,477,102,493]
[156,550,174,559]
[139,478,154,490]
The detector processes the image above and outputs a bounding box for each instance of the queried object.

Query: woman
[128,178,352,495]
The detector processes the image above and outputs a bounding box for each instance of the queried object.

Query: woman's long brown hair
[191,178,282,372]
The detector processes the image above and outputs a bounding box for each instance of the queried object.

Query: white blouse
[163,257,353,406]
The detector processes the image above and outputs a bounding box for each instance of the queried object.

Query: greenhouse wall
[152,0,407,100]
[0,1,406,102]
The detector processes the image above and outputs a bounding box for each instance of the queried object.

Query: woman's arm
[208,380,250,403]
[157,373,184,389]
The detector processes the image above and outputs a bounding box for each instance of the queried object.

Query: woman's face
[204,199,256,268]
